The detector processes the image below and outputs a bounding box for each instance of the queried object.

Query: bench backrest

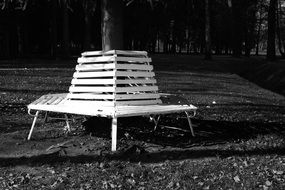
[66,50,162,106]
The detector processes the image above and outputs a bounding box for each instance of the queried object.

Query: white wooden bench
[27,50,197,151]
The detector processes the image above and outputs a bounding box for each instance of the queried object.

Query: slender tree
[204,0,212,60]
[277,0,285,57]
[267,0,277,61]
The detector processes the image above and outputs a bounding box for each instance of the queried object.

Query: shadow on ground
[0,116,284,167]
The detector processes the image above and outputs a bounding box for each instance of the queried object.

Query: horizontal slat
[116,71,155,77]
[115,104,197,117]
[73,71,115,78]
[116,79,156,84]
[28,103,115,117]
[71,79,115,85]
[76,63,116,71]
[67,93,115,100]
[69,86,115,93]
[116,86,158,93]
[78,57,151,64]
[72,78,156,85]
[64,100,115,107]
[116,99,162,106]
[116,64,153,70]
[76,63,152,71]
[81,50,147,56]
[78,56,115,63]
[115,93,160,100]
[115,57,151,63]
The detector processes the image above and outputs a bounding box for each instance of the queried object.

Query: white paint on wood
[71,79,115,85]
[115,93,160,100]
[115,79,156,84]
[69,86,115,93]
[73,71,115,78]
[81,50,147,56]
[115,86,158,93]
[76,63,116,71]
[116,64,153,70]
[116,99,162,106]
[111,117,117,151]
[67,93,115,100]
[115,57,151,63]
[77,56,115,63]
[115,71,155,77]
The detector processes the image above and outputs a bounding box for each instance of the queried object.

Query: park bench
[27,50,197,151]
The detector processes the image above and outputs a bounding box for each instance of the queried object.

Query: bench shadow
[1,116,284,166]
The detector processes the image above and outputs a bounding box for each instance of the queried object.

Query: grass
[0,55,284,189]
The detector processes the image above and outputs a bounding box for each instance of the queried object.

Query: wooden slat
[72,78,156,85]
[114,50,148,56]
[73,71,115,78]
[116,86,158,93]
[76,63,116,71]
[116,79,156,84]
[64,100,115,107]
[78,56,151,64]
[28,103,115,117]
[81,50,147,57]
[116,71,155,77]
[67,93,115,100]
[116,99,162,106]
[72,79,115,85]
[36,96,54,105]
[52,97,65,105]
[69,86,115,93]
[78,56,115,64]
[115,57,151,63]
[115,93,160,100]
[45,96,60,105]
[115,104,197,117]
[116,64,153,71]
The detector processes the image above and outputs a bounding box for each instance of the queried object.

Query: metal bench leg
[28,111,40,140]
[43,111,48,123]
[111,117,118,151]
[185,111,195,137]
[64,114,71,132]
[150,115,161,131]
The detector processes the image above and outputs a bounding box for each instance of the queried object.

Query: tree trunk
[255,13,262,55]
[276,0,285,57]
[204,0,212,60]
[101,0,124,51]
[267,0,277,61]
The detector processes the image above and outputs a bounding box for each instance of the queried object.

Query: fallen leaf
[265,180,272,186]
[234,175,240,183]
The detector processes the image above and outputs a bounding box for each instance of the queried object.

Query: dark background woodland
[0,0,284,60]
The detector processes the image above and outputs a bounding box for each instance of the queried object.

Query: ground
[0,55,284,189]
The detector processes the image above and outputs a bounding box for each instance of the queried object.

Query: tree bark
[204,0,212,60]
[276,0,285,57]
[101,0,124,51]
[267,0,277,61]
[255,13,262,55]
